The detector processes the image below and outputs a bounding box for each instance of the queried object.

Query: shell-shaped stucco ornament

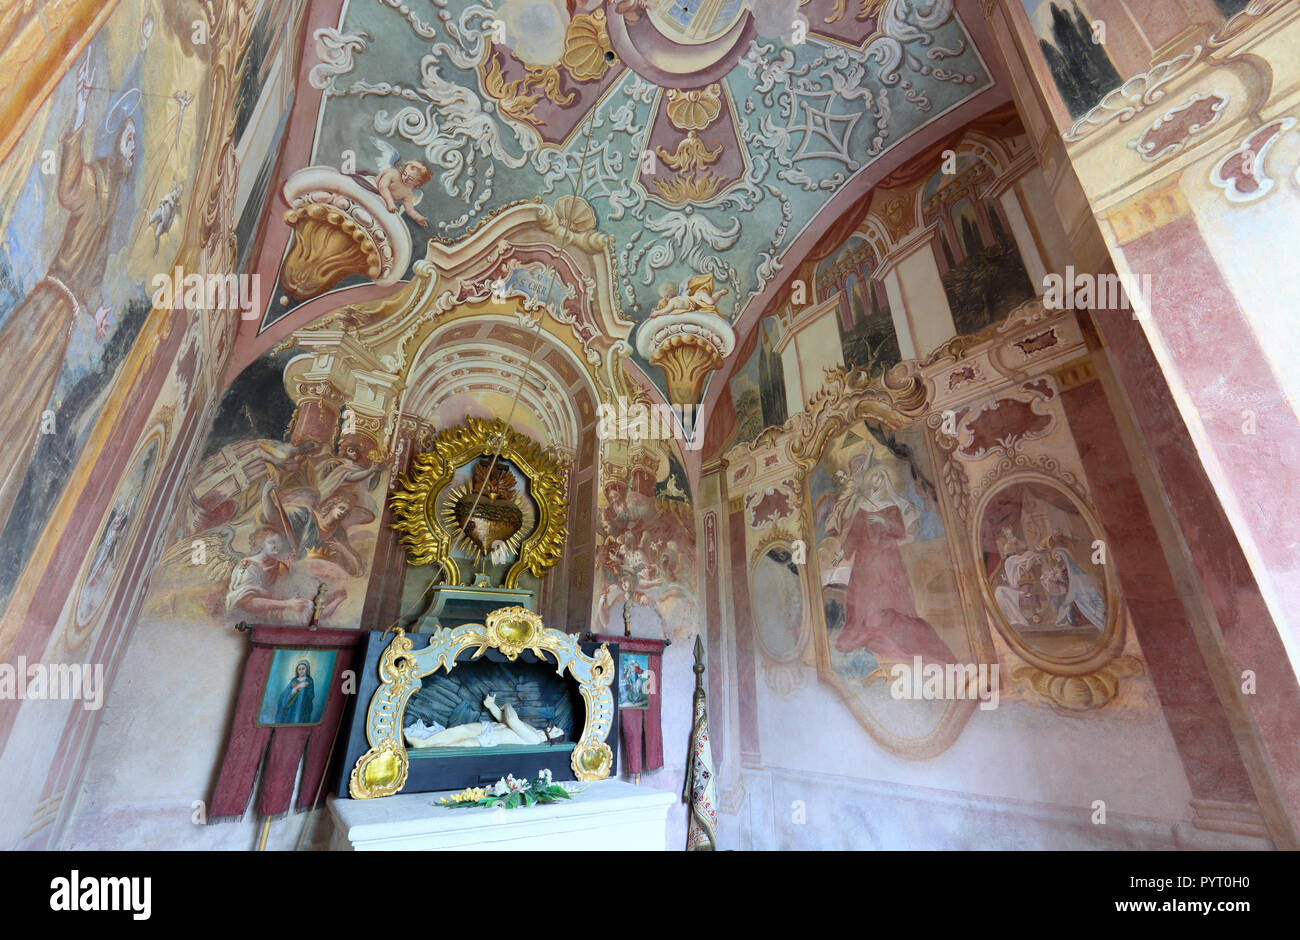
[553,194,597,234]
[562,11,612,82]
[666,84,723,131]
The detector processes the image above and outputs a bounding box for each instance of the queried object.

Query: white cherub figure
[648,273,729,318]
[148,178,184,251]
[357,137,432,227]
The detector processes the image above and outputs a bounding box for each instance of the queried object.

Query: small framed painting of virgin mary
[256,648,338,727]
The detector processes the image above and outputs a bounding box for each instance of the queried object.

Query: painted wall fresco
[815,235,900,373]
[0,0,263,850]
[806,420,973,746]
[233,0,307,272]
[0,0,225,611]
[712,309,1216,847]
[150,350,384,629]
[1021,1,1122,119]
[923,155,1035,336]
[729,316,789,445]
[594,443,698,642]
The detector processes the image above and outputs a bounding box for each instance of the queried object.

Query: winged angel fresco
[152,438,382,626]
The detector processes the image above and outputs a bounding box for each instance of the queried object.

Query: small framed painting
[620,653,651,710]
[256,648,338,727]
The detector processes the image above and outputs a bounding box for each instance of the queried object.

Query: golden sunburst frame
[389,417,569,588]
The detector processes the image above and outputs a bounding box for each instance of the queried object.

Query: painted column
[361,414,432,630]
[1054,356,1275,843]
[878,224,958,360]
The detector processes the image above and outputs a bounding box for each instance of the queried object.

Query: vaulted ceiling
[251,0,1009,406]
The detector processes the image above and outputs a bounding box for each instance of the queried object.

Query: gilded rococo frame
[349,607,616,799]
[388,417,569,588]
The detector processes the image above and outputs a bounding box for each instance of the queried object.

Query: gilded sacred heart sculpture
[451,460,525,557]
[389,418,568,587]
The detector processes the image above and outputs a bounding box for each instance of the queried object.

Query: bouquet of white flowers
[438,769,572,809]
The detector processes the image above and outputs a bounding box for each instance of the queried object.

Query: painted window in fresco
[923,157,1035,336]
[730,316,789,444]
[815,236,901,376]
[233,0,308,273]
[1021,0,1123,119]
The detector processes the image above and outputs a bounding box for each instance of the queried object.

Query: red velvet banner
[210,626,361,821]
[590,634,667,775]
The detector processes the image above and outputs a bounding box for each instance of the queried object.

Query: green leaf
[523,790,536,807]
[546,785,572,799]
[506,791,521,809]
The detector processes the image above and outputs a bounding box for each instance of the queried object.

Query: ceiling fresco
[270,0,994,397]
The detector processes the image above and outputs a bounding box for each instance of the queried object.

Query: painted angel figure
[648,273,729,319]
[816,451,953,665]
[347,137,432,227]
[147,177,184,251]
[223,530,316,624]
[156,522,345,625]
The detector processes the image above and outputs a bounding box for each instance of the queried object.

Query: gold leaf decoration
[561,10,612,83]
[349,612,616,799]
[653,170,722,205]
[1010,656,1144,711]
[665,84,723,131]
[656,130,723,172]
[388,417,569,588]
[824,0,889,25]
[482,56,575,127]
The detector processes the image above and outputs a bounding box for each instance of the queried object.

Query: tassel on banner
[683,634,718,851]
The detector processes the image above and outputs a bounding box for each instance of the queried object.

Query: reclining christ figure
[404,694,563,749]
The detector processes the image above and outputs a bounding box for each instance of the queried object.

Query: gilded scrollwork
[665,85,723,131]
[349,608,615,798]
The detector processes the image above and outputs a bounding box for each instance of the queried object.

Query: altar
[327,779,675,850]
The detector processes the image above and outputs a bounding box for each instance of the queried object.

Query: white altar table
[328,779,675,850]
